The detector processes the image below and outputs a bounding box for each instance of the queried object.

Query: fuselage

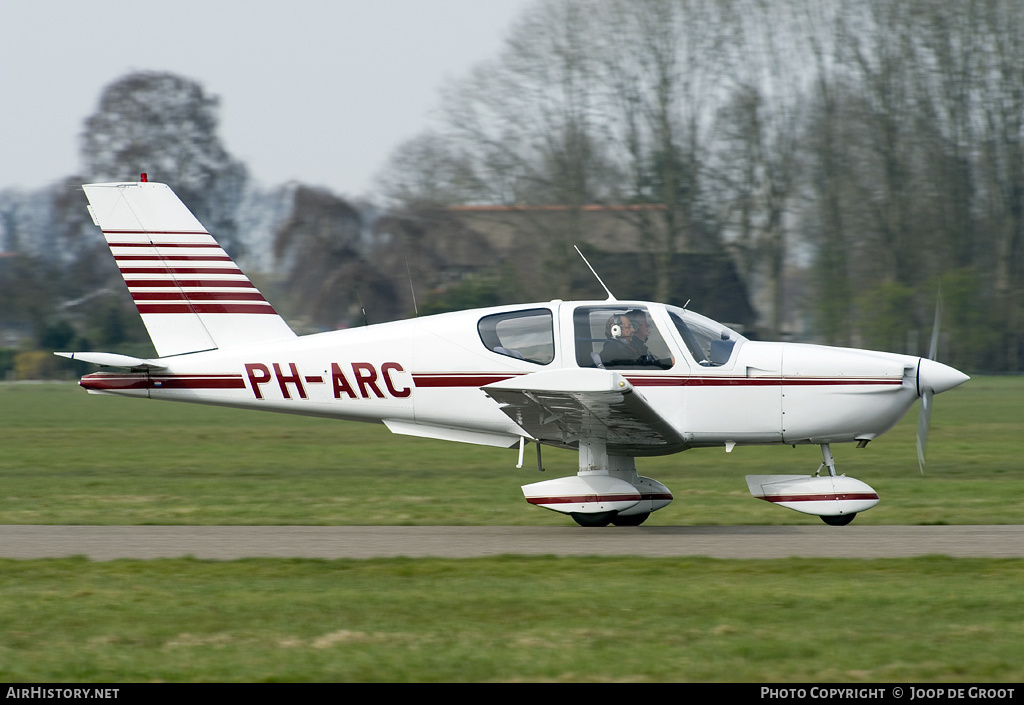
[80,299,957,454]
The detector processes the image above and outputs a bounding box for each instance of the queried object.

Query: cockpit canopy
[477,302,744,369]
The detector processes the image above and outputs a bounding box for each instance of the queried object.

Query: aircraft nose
[917,358,970,395]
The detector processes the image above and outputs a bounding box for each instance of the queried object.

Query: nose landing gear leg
[817,443,857,526]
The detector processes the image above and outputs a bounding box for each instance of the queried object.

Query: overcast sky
[0,0,532,198]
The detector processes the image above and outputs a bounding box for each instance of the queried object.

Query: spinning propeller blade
[915,290,968,474]
[928,288,943,361]
[916,388,932,475]
[917,292,941,474]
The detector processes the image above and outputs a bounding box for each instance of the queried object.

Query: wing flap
[483,369,687,455]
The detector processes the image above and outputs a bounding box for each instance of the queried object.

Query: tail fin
[83,180,295,357]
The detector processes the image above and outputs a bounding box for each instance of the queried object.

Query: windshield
[666,305,744,367]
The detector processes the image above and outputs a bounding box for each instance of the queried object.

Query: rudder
[83,180,295,357]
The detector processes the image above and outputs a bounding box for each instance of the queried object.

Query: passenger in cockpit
[625,309,652,357]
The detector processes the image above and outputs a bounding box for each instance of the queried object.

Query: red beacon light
[140,173,148,182]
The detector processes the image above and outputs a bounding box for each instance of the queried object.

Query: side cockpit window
[573,305,673,370]
[478,309,555,365]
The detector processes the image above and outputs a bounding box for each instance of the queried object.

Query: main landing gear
[522,439,672,528]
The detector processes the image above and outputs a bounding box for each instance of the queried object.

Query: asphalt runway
[1,525,1022,560]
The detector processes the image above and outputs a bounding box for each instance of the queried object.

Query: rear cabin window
[478,309,555,365]
[573,305,673,370]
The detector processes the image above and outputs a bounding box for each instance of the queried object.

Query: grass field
[0,377,1021,525]
[1,556,1022,682]
[1,378,1022,682]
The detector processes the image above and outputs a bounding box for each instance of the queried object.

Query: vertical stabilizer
[83,180,295,357]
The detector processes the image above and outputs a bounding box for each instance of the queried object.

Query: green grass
[2,379,1022,682]
[1,556,1022,682]
[0,377,1021,525]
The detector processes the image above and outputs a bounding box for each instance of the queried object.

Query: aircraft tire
[611,512,651,527]
[821,513,857,526]
[570,511,617,527]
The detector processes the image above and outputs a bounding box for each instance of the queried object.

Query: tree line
[379,0,1024,372]
[2,0,1023,377]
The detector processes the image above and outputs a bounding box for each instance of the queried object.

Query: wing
[483,368,687,456]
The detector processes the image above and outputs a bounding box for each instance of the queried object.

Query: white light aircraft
[59,178,969,527]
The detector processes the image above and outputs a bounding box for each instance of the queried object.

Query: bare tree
[375,0,1024,369]
[274,185,365,329]
[80,72,248,255]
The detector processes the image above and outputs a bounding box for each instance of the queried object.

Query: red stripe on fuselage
[412,373,902,389]
[80,373,247,392]
[82,369,901,393]
[627,376,902,387]
[413,373,524,388]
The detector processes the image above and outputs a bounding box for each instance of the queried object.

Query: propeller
[916,383,933,475]
[916,292,942,474]
[915,290,969,474]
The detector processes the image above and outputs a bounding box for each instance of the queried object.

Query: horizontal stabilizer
[54,352,166,370]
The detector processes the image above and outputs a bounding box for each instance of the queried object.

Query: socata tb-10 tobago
[60,177,969,527]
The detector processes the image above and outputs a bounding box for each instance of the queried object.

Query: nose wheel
[814,444,863,526]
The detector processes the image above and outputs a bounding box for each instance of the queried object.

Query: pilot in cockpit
[599,312,651,368]
[599,309,671,369]
[599,313,635,368]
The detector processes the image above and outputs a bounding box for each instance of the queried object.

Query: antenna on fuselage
[574,245,616,302]
[405,256,419,317]
[354,289,369,326]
